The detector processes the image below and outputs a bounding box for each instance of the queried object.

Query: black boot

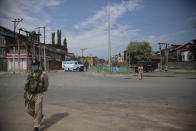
[41,114,44,119]
[33,127,39,131]
[41,114,44,122]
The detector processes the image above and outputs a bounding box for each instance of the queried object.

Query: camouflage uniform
[25,71,48,129]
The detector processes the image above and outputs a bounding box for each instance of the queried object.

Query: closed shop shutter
[10,59,23,72]
[0,59,7,71]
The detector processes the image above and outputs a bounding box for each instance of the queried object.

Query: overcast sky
[0,0,196,59]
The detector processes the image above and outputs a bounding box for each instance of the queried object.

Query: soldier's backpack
[24,71,46,93]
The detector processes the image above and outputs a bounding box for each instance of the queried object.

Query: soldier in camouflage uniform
[24,60,49,131]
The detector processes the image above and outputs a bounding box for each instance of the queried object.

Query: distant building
[111,51,125,66]
[150,51,160,62]
[75,56,103,67]
[168,41,196,62]
[85,57,94,67]
[65,52,75,61]
[116,52,124,64]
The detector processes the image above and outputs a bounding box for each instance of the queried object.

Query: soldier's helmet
[31,60,40,71]
[32,60,40,66]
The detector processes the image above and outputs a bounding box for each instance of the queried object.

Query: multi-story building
[165,41,196,62]
[0,25,67,72]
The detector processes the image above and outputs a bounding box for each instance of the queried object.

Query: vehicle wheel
[76,68,79,72]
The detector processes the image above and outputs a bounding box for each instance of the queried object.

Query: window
[0,36,6,45]
[182,55,184,59]
[0,48,6,56]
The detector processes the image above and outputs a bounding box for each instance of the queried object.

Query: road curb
[167,69,196,74]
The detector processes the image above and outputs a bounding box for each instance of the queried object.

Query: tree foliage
[127,41,152,64]
[51,32,55,45]
[63,37,67,48]
[195,21,196,28]
[57,30,61,45]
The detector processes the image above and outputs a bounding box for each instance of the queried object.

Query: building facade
[168,42,196,62]
[0,25,67,72]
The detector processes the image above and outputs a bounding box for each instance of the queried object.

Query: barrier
[96,67,130,72]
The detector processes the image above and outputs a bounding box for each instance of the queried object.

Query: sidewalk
[168,69,196,74]
[0,71,25,75]
[0,70,64,75]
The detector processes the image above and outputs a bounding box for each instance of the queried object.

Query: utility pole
[158,43,168,71]
[32,33,35,62]
[36,26,46,71]
[17,29,21,72]
[158,43,162,70]
[81,48,87,63]
[38,28,41,62]
[81,48,87,57]
[19,28,30,71]
[107,0,111,67]
[35,27,42,64]
[12,18,23,74]
[44,26,46,71]
[126,51,130,67]
[165,43,169,71]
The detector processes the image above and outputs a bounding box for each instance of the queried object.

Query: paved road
[0,71,196,131]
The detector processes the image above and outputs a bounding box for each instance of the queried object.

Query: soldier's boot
[41,114,44,122]
[33,127,39,131]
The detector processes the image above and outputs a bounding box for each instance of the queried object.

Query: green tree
[63,37,67,48]
[195,21,196,28]
[57,30,61,45]
[51,32,55,45]
[127,41,152,64]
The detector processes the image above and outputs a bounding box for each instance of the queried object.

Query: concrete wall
[168,61,196,69]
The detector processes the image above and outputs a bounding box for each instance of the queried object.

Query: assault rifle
[24,91,28,107]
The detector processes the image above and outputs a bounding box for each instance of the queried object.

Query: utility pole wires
[80,48,87,63]
[19,28,30,71]
[81,48,87,57]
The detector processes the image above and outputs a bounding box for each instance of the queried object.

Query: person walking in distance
[84,60,89,72]
[138,64,143,80]
[24,60,49,131]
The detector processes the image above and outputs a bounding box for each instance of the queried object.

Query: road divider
[96,67,130,73]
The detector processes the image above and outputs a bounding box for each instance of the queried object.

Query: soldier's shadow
[40,112,69,131]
